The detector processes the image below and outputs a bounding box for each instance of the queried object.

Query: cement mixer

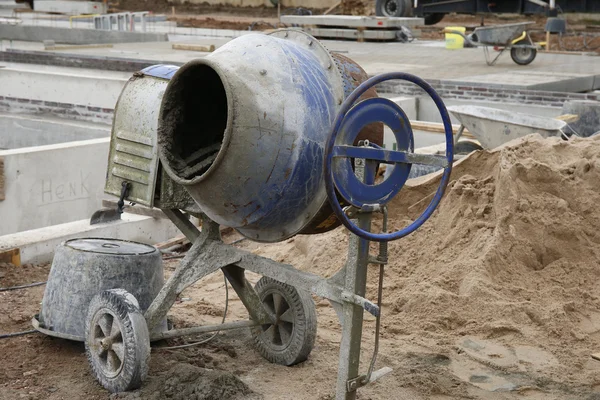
[39,30,454,399]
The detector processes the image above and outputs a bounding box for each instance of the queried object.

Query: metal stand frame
[145,186,388,398]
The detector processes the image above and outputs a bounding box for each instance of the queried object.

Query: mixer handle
[323,72,454,243]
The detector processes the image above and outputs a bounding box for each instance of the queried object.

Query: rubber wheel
[85,289,150,393]
[375,0,412,18]
[251,277,317,366]
[511,40,537,65]
[455,140,483,155]
[424,13,445,25]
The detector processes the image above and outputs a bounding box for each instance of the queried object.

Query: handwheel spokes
[332,145,449,168]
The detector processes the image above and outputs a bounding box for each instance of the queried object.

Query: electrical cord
[153,273,229,351]
[0,329,38,340]
[0,281,47,292]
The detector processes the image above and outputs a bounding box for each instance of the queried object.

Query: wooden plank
[409,120,475,139]
[555,114,579,123]
[154,234,188,250]
[0,248,21,266]
[172,43,215,52]
[323,1,341,15]
[0,156,4,201]
[46,44,114,51]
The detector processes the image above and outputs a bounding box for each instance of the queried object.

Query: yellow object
[69,14,99,29]
[511,31,527,44]
[445,26,466,50]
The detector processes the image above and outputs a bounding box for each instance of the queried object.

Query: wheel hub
[91,311,125,377]
[386,0,397,13]
[100,338,112,351]
[260,291,295,349]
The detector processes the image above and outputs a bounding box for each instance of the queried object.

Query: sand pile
[247,134,600,391]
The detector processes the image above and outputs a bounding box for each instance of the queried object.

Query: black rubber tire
[375,0,412,18]
[455,140,484,155]
[85,289,150,393]
[510,40,537,65]
[424,13,445,25]
[251,277,317,366]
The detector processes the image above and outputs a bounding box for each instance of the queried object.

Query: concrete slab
[0,112,109,150]
[0,214,180,264]
[0,24,168,45]
[303,27,399,41]
[0,63,128,108]
[18,39,597,92]
[0,138,110,236]
[280,15,424,29]
[447,71,597,93]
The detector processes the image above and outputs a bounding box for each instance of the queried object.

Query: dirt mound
[111,363,260,400]
[246,134,600,395]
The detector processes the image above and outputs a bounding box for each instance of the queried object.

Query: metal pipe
[151,320,258,340]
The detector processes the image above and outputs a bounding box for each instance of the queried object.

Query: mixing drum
[157,30,382,242]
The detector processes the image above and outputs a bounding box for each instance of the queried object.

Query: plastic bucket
[445,26,466,50]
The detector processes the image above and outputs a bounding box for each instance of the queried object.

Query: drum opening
[158,62,228,182]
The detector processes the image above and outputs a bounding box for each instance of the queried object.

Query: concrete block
[0,25,168,45]
[387,96,417,120]
[304,27,399,41]
[0,214,181,264]
[0,138,110,236]
[34,0,107,15]
[280,15,424,29]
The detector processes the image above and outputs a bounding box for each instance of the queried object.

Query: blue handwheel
[324,72,454,242]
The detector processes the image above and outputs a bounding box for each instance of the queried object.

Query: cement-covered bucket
[37,238,166,341]
[157,29,382,243]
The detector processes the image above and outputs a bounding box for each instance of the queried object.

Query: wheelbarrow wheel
[85,289,150,393]
[511,40,537,65]
[251,277,317,366]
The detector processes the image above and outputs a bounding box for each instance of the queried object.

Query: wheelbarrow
[444,22,539,66]
[447,105,568,149]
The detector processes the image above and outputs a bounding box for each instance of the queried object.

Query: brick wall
[376,79,600,108]
[0,95,114,124]
[0,49,183,72]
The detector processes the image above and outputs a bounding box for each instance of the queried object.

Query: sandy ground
[3,134,600,399]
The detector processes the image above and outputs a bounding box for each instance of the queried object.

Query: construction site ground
[1,3,600,400]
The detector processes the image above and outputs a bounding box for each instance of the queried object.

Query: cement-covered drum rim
[157,57,234,186]
[64,238,157,256]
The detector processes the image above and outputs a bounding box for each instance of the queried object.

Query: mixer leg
[335,158,374,400]
[222,265,274,325]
